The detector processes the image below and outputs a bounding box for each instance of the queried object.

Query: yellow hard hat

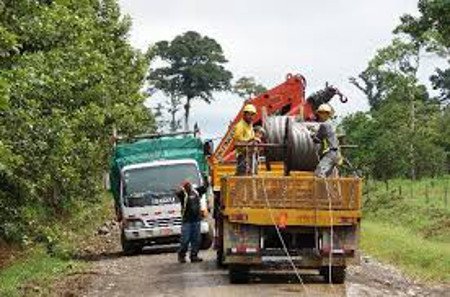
[316,104,333,115]
[243,104,257,114]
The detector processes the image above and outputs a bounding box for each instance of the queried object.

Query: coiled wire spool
[264,116,320,171]
[263,116,290,161]
[288,121,320,171]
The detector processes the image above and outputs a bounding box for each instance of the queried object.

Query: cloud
[120,0,421,137]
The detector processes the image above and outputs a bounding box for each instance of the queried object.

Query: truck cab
[119,159,212,254]
[110,132,213,255]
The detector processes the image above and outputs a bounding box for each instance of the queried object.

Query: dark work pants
[179,221,201,258]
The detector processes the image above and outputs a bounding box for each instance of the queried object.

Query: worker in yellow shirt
[233,104,257,175]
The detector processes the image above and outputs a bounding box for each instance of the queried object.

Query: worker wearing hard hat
[233,104,257,175]
[312,103,341,177]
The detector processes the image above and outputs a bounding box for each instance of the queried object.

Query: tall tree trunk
[169,96,178,132]
[184,97,191,131]
[410,93,416,180]
[170,110,177,132]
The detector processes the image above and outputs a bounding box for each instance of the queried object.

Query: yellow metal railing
[221,176,362,211]
[211,162,285,191]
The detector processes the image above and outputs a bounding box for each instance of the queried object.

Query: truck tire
[229,265,250,284]
[121,231,140,256]
[320,266,346,284]
[200,233,213,250]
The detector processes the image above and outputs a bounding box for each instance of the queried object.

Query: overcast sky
[119,0,434,139]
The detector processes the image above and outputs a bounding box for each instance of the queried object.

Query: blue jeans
[179,221,201,257]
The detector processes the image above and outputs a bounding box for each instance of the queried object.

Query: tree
[153,96,182,132]
[346,37,446,179]
[342,100,445,179]
[0,0,153,241]
[396,0,450,103]
[349,38,424,109]
[232,76,267,99]
[166,95,182,132]
[148,31,233,130]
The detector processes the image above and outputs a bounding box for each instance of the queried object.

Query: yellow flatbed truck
[213,163,362,284]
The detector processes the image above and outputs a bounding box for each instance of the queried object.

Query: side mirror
[203,140,214,156]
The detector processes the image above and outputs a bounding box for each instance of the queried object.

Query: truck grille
[146,217,182,228]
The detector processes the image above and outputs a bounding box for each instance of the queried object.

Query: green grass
[0,248,85,297]
[361,220,450,283]
[364,176,450,243]
[361,176,450,283]
[0,193,114,296]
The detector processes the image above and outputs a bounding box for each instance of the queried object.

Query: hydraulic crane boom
[212,72,349,163]
[213,73,312,163]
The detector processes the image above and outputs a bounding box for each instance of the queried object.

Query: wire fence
[364,176,450,209]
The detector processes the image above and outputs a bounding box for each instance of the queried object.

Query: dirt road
[56,226,449,297]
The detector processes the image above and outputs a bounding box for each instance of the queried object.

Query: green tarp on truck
[110,135,207,203]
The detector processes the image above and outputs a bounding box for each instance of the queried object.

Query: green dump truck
[110,132,213,255]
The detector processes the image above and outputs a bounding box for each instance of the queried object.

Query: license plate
[161,228,172,235]
[262,256,303,262]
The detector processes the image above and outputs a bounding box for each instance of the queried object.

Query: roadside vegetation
[0,0,154,245]
[342,0,450,283]
[0,1,150,294]
[0,193,114,297]
[360,177,450,282]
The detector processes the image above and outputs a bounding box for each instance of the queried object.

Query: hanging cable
[260,177,309,294]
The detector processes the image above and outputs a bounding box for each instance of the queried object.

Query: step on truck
[110,131,214,255]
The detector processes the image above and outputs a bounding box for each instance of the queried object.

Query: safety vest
[321,138,343,166]
[180,188,200,217]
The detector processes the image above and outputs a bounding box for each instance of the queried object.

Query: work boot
[178,253,186,263]
[190,255,203,263]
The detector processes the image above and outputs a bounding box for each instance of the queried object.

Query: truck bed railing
[221,176,361,211]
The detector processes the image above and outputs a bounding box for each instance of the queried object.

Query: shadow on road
[75,245,179,262]
[74,251,124,262]
[249,273,326,284]
[141,245,179,255]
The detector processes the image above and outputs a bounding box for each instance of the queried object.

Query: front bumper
[123,220,210,241]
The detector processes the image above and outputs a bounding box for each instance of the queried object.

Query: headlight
[125,219,145,229]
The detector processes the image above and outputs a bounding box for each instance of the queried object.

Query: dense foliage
[344,0,450,179]
[232,76,267,99]
[0,0,153,242]
[396,0,450,103]
[148,31,232,131]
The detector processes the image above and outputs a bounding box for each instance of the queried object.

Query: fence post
[425,184,429,204]
[410,180,414,200]
[445,183,448,208]
[399,185,402,196]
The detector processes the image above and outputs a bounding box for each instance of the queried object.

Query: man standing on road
[233,104,257,175]
[311,103,341,177]
[176,181,207,263]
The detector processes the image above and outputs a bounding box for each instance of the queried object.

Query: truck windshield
[122,163,201,207]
